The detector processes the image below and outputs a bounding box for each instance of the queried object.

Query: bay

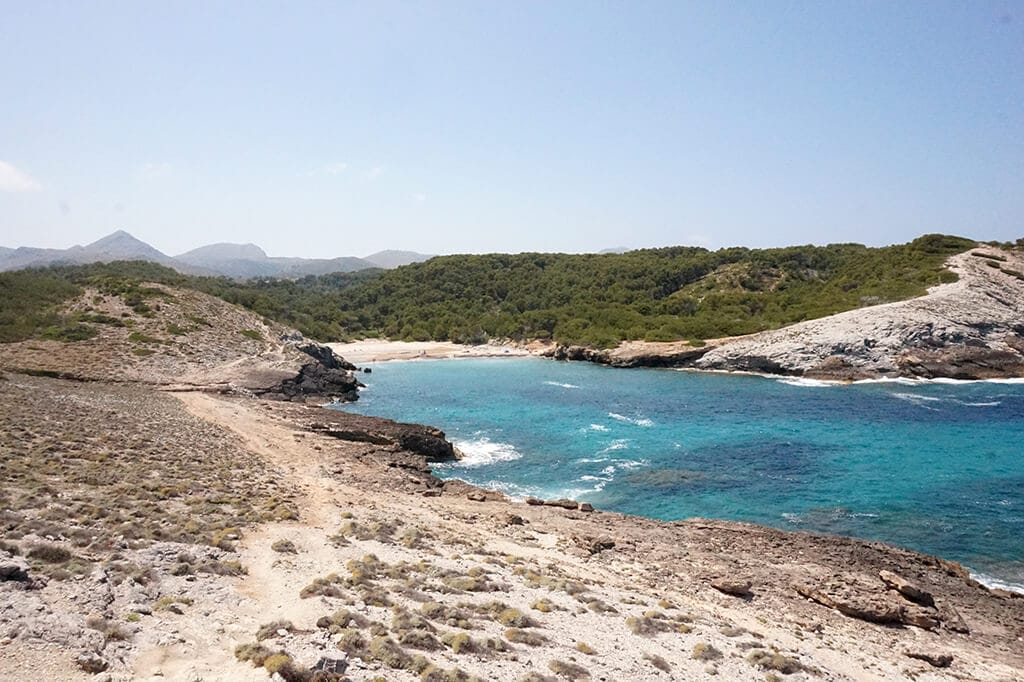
[332,357,1024,590]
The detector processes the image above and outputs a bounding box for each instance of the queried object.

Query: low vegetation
[0,234,984,349]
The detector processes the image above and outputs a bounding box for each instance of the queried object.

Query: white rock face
[696,247,1024,378]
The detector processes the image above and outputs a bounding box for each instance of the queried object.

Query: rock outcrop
[695,247,1024,379]
[307,409,459,463]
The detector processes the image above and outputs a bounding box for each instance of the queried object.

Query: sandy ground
[327,340,539,364]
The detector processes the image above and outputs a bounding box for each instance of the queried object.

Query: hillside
[199,234,977,347]
[693,246,1024,379]
[0,270,362,401]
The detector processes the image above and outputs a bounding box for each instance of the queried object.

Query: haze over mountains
[0,230,433,278]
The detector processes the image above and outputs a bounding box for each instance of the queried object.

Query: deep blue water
[332,358,1024,590]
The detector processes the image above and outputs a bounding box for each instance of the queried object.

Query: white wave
[543,381,580,389]
[852,376,922,385]
[609,458,648,470]
[891,392,941,402]
[596,439,631,455]
[776,377,837,387]
[576,457,609,463]
[588,424,610,432]
[782,512,803,524]
[956,400,1001,407]
[475,479,540,500]
[969,571,1024,595]
[608,412,654,427]
[450,438,523,467]
[889,392,942,409]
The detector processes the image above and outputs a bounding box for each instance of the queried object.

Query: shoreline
[333,339,1024,386]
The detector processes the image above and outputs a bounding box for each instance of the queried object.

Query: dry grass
[0,376,298,556]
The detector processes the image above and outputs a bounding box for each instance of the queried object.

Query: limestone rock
[575,535,616,555]
[905,650,953,668]
[879,569,935,606]
[0,553,30,582]
[710,577,753,598]
[76,653,109,674]
[544,498,581,510]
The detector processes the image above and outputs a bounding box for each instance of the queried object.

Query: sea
[330,357,1024,592]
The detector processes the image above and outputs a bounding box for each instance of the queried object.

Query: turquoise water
[332,358,1024,590]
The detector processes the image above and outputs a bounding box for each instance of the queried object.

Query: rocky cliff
[695,246,1024,379]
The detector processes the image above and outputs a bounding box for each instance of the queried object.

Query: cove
[331,357,1024,591]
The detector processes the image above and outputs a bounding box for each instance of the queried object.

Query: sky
[1,1,1022,258]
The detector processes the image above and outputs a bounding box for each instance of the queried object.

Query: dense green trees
[0,234,978,348]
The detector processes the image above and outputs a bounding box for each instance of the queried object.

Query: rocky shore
[2,277,1024,680]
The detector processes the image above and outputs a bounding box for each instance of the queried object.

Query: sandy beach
[327,339,540,364]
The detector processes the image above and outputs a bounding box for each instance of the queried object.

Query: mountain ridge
[0,230,432,278]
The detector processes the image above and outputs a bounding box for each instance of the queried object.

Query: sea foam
[451,437,523,467]
[969,571,1024,595]
[543,380,580,389]
[608,412,654,427]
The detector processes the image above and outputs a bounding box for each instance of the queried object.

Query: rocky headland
[2,278,1024,681]
[543,246,1024,380]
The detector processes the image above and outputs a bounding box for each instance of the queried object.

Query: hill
[363,249,434,268]
[253,234,979,347]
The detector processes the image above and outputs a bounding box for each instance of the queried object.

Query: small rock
[0,554,30,582]
[422,490,442,497]
[503,514,526,526]
[578,502,594,512]
[576,535,616,554]
[466,492,487,502]
[76,653,109,674]
[525,497,545,506]
[905,650,953,668]
[544,498,580,510]
[710,578,753,598]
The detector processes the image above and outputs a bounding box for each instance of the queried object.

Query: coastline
[326,339,541,364]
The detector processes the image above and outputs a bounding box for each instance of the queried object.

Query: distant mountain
[177,242,268,263]
[0,231,393,279]
[364,250,434,269]
[0,230,182,272]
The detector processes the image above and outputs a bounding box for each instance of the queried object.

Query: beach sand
[327,339,540,363]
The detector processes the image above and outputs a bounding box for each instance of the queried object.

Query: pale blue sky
[1,1,1021,257]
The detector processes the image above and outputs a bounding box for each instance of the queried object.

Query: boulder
[879,570,935,606]
[710,577,753,598]
[0,553,30,582]
[544,498,580,510]
[575,535,616,554]
[578,502,594,512]
[76,653,108,674]
[796,583,904,625]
